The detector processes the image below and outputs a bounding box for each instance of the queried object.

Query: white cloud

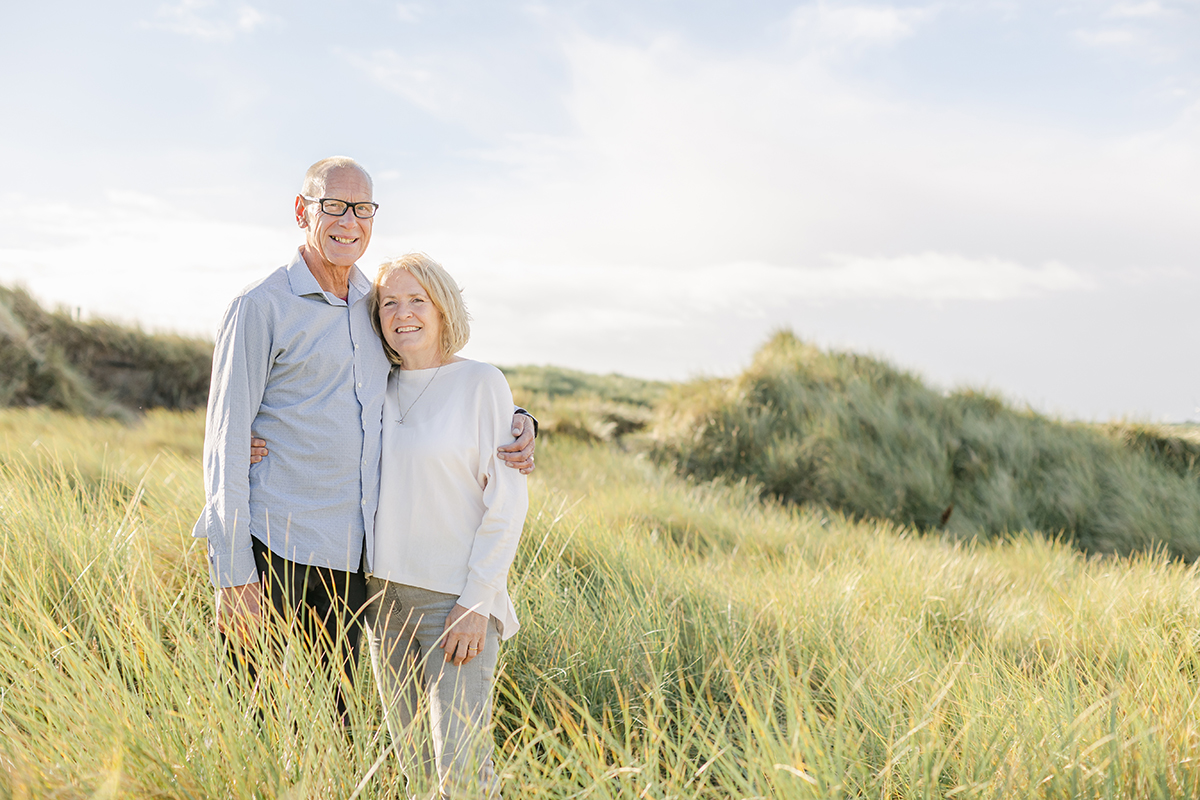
[395,3,424,23]
[343,49,442,112]
[423,31,1197,281]
[793,254,1095,300]
[1073,0,1196,59]
[1074,26,1143,46]
[148,0,266,41]
[788,2,935,54]
[1105,1,1168,18]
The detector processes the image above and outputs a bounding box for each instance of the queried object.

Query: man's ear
[295,195,309,228]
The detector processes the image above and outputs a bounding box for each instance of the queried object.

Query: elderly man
[193,156,534,717]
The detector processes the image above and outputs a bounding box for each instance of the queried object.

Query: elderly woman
[365,253,528,799]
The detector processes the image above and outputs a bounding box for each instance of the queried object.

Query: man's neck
[300,247,352,299]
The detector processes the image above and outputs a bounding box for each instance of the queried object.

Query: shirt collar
[286,248,371,306]
[346,261,372,303]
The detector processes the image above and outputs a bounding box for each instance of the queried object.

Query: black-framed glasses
[301,195,379,219]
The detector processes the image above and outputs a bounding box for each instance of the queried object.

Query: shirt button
[357,382,362,388]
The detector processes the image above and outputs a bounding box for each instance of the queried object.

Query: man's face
[297,167,374,271]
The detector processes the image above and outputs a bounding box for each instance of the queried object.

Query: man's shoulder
[237,265,291,302]
[213,262,304,339]
[221,264,301,322]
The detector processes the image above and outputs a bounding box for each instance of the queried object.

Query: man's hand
[217,582,264,643]
[498,414,535,475]
[441,603,488,666]
[250,436,268,464]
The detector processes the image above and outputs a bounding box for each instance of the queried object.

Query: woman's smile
[377,268,444,369]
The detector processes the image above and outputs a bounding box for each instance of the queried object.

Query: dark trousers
[226,536,369,723]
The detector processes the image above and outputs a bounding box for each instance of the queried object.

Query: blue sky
[2,1,1198,420]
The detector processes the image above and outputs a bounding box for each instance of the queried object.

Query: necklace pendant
[393,363,443,428]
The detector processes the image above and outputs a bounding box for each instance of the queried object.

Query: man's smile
[330,234,358,244]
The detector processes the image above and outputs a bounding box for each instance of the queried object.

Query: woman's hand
[441,603,488,665]
[250,436,268,464]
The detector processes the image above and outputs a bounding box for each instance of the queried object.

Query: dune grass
[652,331,1200,560]
[3,409,1200,798]
[502,364,667,445]
[0,285,213,416]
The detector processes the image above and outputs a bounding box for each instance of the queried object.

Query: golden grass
[2,410,1200,798]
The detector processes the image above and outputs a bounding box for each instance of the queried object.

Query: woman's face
[377,268,444,369]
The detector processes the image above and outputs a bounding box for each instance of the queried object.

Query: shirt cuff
[514,407,538,437]
[458,580,499,619]
[208,546,260,588]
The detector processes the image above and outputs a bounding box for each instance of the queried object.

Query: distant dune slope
[0,285,213,416]
[653,331,1200,559]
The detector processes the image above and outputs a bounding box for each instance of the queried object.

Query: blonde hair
[370,253,471,366]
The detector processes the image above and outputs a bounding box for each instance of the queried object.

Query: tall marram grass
[503,364,668,444]
[0,285,212,416]
[653,330,1200,559]
[4,408,1200,798]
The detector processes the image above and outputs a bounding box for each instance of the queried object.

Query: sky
[1,0,1198,421]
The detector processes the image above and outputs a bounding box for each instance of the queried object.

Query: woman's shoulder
[451,358,506,381]
[449,359,513,395]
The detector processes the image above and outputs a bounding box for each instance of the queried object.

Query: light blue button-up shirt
[193,250,390,588]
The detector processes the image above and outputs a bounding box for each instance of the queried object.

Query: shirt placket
[348,291,372,515]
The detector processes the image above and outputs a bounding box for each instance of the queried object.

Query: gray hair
[300,156,373,198]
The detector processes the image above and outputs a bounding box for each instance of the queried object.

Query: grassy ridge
[3,409,1200,797]
[0,285,212,415]
[502,364,669,444]
[653,331,1200,559]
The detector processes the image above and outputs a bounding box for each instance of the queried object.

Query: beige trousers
[365,578,502,799]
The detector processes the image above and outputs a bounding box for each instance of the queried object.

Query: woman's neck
[400,353,462,371]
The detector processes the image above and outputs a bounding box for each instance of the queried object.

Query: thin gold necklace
[395,364,443,424]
